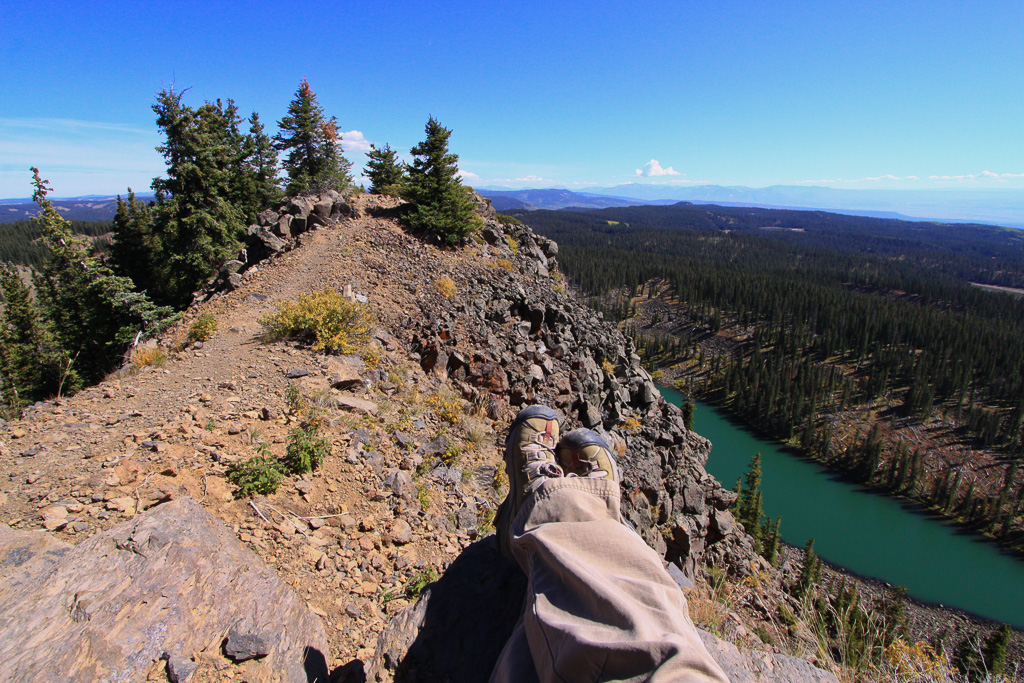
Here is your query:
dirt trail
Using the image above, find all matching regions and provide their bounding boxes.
[0,196,508,673]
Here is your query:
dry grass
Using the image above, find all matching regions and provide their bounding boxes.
[130,345,167,369]
[434,276,456,299]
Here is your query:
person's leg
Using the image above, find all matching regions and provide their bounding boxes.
[491,410,727,683]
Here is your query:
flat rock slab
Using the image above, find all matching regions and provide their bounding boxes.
[698,629,839,683]
[0,497,329,682]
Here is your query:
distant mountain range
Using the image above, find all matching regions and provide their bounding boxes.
[478,189,675,211]
[479,184,1024,229]
[0,195,155,223]
[5,184,1024,229]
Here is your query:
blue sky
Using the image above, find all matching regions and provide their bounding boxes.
[2,0,1023,197]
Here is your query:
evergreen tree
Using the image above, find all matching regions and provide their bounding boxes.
[274,79,352,195]
[30,169,177,384]
[795,538,821,599]
[0,266,77,411]
[762,516,782,566]
[110,189,161,295]
[363,143,406,194]
[981,623,1012,678]
[151,89,249,304]
[403,116,480,244]
[680,397,696,431]
[737,452,766,551]
[234,112,281,222]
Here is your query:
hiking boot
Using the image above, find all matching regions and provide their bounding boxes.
[556,428,619,484]
[495,405,563,557]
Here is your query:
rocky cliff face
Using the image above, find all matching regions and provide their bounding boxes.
[0,191,831,682]
[399,204,757,578]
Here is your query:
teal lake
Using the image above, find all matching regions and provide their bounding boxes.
[659,386,1024,629]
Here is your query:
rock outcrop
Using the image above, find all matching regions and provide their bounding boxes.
[0,497,328,682]
[404,205,758,579]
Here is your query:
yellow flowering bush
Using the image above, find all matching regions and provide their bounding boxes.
[880,640,956,682]
[435,276,456,299]
[621,416,642,433]
[259,288,374,353]
[426,392,464,424]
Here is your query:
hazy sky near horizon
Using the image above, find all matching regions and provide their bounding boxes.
[2,0,1023,197]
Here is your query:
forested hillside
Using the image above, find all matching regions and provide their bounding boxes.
[512,204,1024,550]
[0,219,113,267]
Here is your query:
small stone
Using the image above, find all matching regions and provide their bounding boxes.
[224,627,270,661]
[390,519,413,545]
[286,368,310,379]
[334,396,378,415]
[106,497,136,514]
[164,653,198,683]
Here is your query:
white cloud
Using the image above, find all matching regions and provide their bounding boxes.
[635,159,681,177]
[927,171,1024,181]
[458,170,481,183]
[341,130,372,154]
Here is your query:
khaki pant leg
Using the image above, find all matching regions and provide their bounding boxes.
[491,478,728,683]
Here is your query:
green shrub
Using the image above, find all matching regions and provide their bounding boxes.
[259,288,374,353]
[187,313,218,343]
[227,456,284,497]
[405,565,440,599]
[283,426,329,474]
[285,383,305,413]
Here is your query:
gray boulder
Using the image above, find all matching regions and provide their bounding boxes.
[0,497,328,682]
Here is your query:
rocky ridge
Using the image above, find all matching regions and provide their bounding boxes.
[0,192,834,681]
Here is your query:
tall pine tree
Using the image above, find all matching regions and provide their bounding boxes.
[30,169,176,384]
[0,265,77,411]
[150,90,248,304]
[403,116,480,244]
[274,79,352,195]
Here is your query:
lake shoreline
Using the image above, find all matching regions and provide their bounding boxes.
[780,542,1024,668]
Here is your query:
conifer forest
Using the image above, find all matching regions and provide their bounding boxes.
[513,204,1024,550]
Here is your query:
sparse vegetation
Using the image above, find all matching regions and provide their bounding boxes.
[186,313,218,343]
[620,416,642,433]
[259,287,374,353]
[495,213,522,226]
[130,345,167,369]
[285,383,305,413]
[506,235,519,256]
[426,391,463,425]
[283,426,329,474]
[362,347,381,369]
[434,276,456,299]
[496,259,513,271]
[227,456,284,497]
[405,565,440,600]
